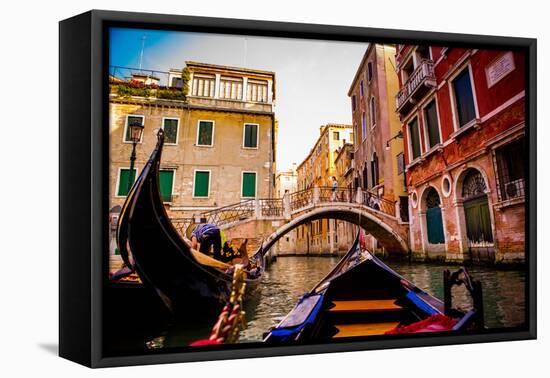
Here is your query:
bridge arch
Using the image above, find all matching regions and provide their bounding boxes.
[260,204,409,256]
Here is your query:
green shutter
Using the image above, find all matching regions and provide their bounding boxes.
[159,170,174,202]
[242,172,256,197]
[465,197,494,243]
[163,119,179,144]
[194,171,210,197]
[117,169,136,196]
[198,121,213,145]
[244,124,258,148]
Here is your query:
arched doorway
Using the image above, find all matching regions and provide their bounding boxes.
[462,169,493,247]
[425,187,445,245]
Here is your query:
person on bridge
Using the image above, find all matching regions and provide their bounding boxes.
[331,176,338,201]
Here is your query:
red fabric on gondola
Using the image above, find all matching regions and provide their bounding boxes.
[385,314,457,334]
[189,339,222,346]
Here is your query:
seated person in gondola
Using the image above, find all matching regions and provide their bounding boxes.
[222,239,249,267]
[188,222,224,261]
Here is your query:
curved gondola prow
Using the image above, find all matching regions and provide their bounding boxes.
[310,232,361,293]
[116,129,166,271]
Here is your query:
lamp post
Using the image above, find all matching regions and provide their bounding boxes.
[127,121,145,193]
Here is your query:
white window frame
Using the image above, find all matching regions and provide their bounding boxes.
[161,117,180,146]
[195,120,215,147]
[242,123,260,149]
[123,114,145,144]
[421,95,443,151]
[406,116,423,163]
[192,169,211,198]
[115,166,139,198]
[241,171,258,199]
[159,168,177,203]
[448,63,480,132]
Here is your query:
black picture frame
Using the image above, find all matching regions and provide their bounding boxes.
[59,9,537,368]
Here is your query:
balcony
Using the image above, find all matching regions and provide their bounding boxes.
[396,59,436,115]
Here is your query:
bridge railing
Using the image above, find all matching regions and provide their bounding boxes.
[200,199,256,227]
[289,188,314,211]
[317,186,355,203]
[259,198,283,217]
[171,217,195,237]
[358,188,396,217]
[190,186,397,230]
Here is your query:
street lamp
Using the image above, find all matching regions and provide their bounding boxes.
[127,121,144,193]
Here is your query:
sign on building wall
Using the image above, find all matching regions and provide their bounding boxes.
[486,51,515,88]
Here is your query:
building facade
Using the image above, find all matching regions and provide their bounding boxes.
[295,124,353,254]
[275,165,298,198]
[109,61,276,220]
[395,45,526,263]
[348,44,408,254]
[334,142,356,250]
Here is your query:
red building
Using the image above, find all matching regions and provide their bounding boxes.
[395,45,526,263]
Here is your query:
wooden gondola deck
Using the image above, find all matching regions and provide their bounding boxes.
[329,299,401,314]
[333,322,400,338]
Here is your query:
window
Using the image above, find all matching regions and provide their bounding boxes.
[243,123,259,148]
[409,118,422,160]
[351,95,357,111]
[370,97,376,127]
[159,170,175,202]
[171,77,183,88]
[162,118,179,145]
[191,74,215,97]
[196,121,214,146]
[242,172,257,198]
[124,115,144,142]
[333,131,340,141]
[367,62,373,82]
[495,138,526,200]
[362,112,367,141]
[247,79,268,102]
[424,100,441,149]
[452,68,477,128]
[397,152,405,175]
[359,80,364,97]
[193,170,210,197]
[402,58,414,83]
[116,168,137,197]
[219,76,243,100]
[371,152,379,186]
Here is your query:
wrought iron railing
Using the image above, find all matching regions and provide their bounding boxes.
[192,186,397,230]
[171,218,195,237]
[259,198,283,217]
[200,199,256,227]
[289,188,314,211]
[396,59,435,111]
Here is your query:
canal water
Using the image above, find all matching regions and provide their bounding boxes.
[126,255,525,352]
[239,255,526,342]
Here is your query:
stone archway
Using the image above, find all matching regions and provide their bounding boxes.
[454,167,495,262]
[418,185,447,259]
[259,205,409,257]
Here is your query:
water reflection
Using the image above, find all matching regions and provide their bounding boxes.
[143,255,525,349]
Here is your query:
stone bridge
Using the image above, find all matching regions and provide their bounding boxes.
[172,186,410,256]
